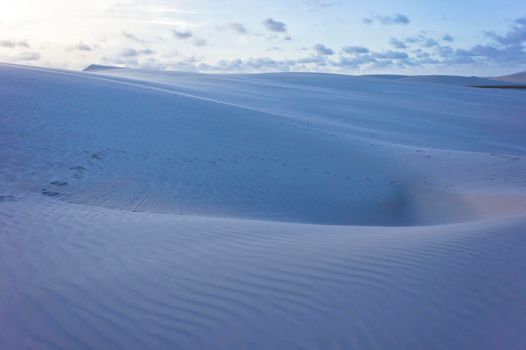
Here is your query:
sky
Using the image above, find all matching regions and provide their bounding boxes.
[0,0,525,75]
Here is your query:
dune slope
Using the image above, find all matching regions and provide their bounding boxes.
[1,63,526,349]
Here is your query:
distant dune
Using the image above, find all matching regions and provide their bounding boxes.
[83,64,124,72]
[493,71,526,83]
[364,73,515,86]
[84,65,526,86]
[1,63,525,349]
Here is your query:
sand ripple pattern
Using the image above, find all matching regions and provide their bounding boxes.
[1,199,525,350]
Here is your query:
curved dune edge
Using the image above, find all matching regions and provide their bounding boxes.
[1,196,525,349]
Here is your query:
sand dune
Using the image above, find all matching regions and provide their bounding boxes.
[494,71,526,83]
[1,63,526,349]
[363,73,512,86]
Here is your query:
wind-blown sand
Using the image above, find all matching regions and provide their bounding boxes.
[1,63,525,349]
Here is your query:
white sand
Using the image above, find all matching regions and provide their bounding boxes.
[1,63,525,349]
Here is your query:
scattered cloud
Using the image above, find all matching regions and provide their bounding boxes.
[485,16,526,47]
[313,43,334,55]
[218,22,247,34]
[302,0,335,8]
[363,14,410,25]
[442,34,454,42]
[123,32,148,44]
[173,29,193,39]
[423,38,439,47]
[435,17,526,66]
[80,15,526,74]
[394,33,441,48]
[76,42,93,51]
[172,28,206,46]
[342,46,369,54]
[389,38,407,49]
[4,7,523,75]
[262,18,287,33]
[13,51,40,61]
[200,57,293,72]
[120,48,155,57]
[193,38,207,47]
[96,14,526,75]
[374,50,409,60]
[0,40,30,48]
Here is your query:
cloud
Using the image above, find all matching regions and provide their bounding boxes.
[103,56,138,66]
[363,14,410,25]
[442,34,454,42]
[76,42,93,51]
[423,38,439,47]
[173,29,193,39]
[435,47,476,64]
[485,17,526,47]
[337,46,423,70]
[97,15,524,74]
[123,31,148,43]
[0,40,30,48]
[313,43,334,55]
[404,35,423,44]
[120,48,155,57]
[195,55,338,73]
[342,46,369,54]
[302,0,335,8]
[399,33,440,48]
[13,51,40,61]
[435,17,526,66]
[193,38,207,47]
[262,18,287,33]
[199,47,415,73]
[218,22,247,34]
[373,50,409,60]
[335,55,377,68]
[0,41,16,48]
[172,29,205,46]
[470,44,525,63]
[58,13,525,74]
[389,38,407,49]
[202,57,293,72]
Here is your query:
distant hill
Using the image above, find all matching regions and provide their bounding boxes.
[494,71,526,83]
[364,74,511,86]
[83,64,123,72]
[83,64,525,88]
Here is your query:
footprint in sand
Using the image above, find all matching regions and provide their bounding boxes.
[0,195,16,202]
[69,166,87,179]
[41,189,60,197]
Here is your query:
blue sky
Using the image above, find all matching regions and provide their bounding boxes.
[1,0,525,75]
